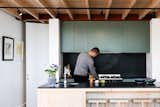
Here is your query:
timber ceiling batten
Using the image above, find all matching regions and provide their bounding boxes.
[0,2,21,19]
[1,0,160,22]
[10,0,44,23]
[84,0,91,20]
[139,0,160,19]
[105,0,112,20]
[156,10,160,18]
[122,0,136,20]
[2,8,21,19]
[0,1,21,20]
[60,0,73,20]
[36,0,55,18]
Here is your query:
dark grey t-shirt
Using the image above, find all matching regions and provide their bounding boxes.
[74,53,98,79]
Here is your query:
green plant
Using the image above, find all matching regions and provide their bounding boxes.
[45,64,58,78]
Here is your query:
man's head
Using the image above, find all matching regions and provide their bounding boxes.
[88,47,100,58]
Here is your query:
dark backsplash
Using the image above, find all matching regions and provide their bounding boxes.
[63,53,146,78]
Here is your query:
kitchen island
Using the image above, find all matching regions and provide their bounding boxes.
[38,80,160,107]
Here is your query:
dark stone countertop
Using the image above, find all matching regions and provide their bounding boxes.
[38,80,160,89]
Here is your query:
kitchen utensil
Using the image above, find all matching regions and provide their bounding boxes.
[145,79,156,85]
[135,79,145,84]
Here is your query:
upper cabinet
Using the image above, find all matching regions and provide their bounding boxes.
[61,21,150,53]
[123,22,150,52]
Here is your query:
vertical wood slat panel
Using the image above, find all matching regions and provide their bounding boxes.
[61,21,150,53]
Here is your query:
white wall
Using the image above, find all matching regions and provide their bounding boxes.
[0,11,24,107]
[147,19,160,82]
[26,22,49,107]
[49,19,61,82]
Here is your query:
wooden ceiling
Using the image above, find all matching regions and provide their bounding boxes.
[1,0,160,23]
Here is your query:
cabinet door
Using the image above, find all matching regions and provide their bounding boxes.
[61,22,74,52]
[38,89,86,107]
[73,22,88,52]
[123,22,150,52]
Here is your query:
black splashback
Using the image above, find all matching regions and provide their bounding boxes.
[63,53,146,78]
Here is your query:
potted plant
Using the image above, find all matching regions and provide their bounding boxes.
[45,64,58,86]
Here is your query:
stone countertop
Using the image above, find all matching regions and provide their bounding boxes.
[38,79,160,89]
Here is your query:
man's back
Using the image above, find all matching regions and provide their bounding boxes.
[74,52,98,80]
[74,53,92,76]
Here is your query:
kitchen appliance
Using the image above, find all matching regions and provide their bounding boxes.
[135,79,145,84]
[135,78,156,85]
[98,74,123,81]
[145,79,156,85]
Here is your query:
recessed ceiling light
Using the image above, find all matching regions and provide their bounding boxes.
[19,12,23,16]
[17,8,23,16]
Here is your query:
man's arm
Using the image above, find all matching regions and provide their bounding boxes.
[88,59,98,79]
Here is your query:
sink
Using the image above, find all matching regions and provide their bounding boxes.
[59,78,75,83]
[59,78,80,87]
[69,82,79,86]
[58,82,79,87]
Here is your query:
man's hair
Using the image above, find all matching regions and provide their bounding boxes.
[90,47,100,54]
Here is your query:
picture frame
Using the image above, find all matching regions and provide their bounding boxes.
[2,36,14,61]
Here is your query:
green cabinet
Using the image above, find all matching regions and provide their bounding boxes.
[61,21,150,53]
[61,23,74,52]
[123,22,150,52]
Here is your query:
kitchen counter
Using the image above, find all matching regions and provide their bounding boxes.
[38,79,160,107]
[39,79,160,89]
[38,82,160,107]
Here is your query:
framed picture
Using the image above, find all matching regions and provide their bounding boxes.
[2,36,14,61]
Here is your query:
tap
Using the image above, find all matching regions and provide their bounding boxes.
[64,64,71,85]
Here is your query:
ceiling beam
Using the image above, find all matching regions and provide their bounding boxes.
[122,0,136,20]
[0,2,21,19]
[21,13,151,22]
[2,8,21,19]
[84,0,91,20]
[10,0,44,23]
[156,10,160,18]
[139,0,160,19]
[60,0,73,20]
[105,0,112,20]
[36,0,55,18]
[23,19,48,23]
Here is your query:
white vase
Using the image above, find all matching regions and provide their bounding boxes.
[48,76,56,86]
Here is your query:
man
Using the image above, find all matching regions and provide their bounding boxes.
[74,47,100,83]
